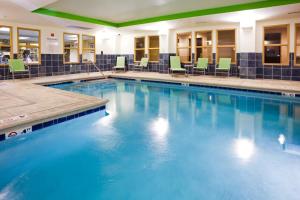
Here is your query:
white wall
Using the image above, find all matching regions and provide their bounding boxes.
[2,17,300,56]
[2,21,94,54]
[168,23,240,53]
[112,30,159,55]
[239,25,256,52]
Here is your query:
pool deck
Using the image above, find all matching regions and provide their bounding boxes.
[109,71,300,94]
[0,73,108,135]
[2,71,300,136]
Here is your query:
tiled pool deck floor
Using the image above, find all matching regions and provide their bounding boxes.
[2,71,300,136]
[0,73,108,135]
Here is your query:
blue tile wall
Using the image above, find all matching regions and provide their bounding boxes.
[1,52,299,81]
[240,52,256,79]
[0,53,135,80]
[239,52,298,80]
[159,53,176,73]
[255,53,297,80]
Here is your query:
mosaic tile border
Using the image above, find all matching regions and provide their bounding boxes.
[0,105,106,142]
[113,77,299,97]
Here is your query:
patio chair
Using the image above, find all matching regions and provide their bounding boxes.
[169,56,187,77]
[215,58,231,77]
[113,56,126,72]
[193,58,208,75]
[8,59,30,79]
[133,57,149,71]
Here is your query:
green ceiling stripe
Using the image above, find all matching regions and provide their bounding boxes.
[118,0,300,27]
[32,0,300,28]
[32,8,117,27]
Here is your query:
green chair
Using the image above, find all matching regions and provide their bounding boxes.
[113,56,126,72]
[215,58,231,77]
[8,59,30,79]
[193,58,208,75]
[133,57,149,71]
[169,56,187,77]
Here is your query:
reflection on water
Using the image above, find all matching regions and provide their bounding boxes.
[1,79,300,200]
[149,117,170,154]
[234,138,255,160]
[55,80,300,156]
[92,111,121,151]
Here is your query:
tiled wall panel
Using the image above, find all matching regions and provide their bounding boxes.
[0,52,299,81]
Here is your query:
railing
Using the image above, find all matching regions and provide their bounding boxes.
[0,61,107,80]
[86,61,105,77]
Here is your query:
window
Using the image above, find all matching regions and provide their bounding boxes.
[177,32,192,63]
[134,37,145,62]
[217,29,236,64]
[0,26,12,65]
[263,25,289,65]
[195,31,212,63]
[63,33,79,64]
[17,28,41,64]
[148,35,159,62]
[295,24,300,66]
[82,35,95,63]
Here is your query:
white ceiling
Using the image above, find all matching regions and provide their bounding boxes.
[124,4,300,31]
[0,0,105,29]
[45,0,261,22]
[1,0,300,32]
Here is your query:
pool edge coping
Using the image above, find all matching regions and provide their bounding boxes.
[108,74,300,96]
[0,104,107,142]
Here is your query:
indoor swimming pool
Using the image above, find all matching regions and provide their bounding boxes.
[0,79,300,200]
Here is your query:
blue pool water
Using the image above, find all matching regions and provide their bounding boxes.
[1,79,300,200]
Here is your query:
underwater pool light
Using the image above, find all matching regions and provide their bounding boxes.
[278,134,286,150]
